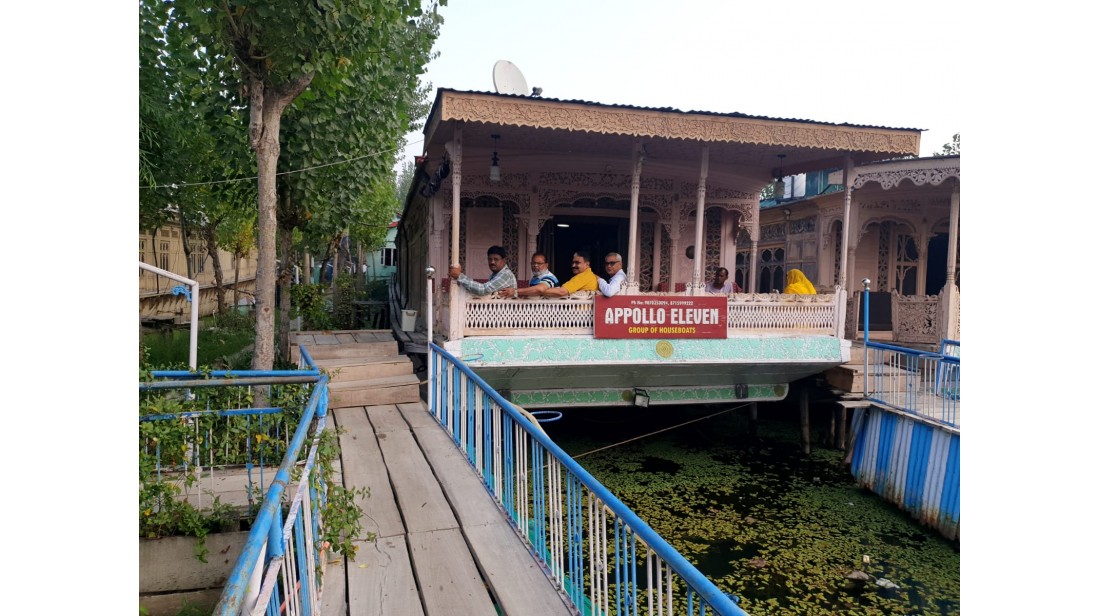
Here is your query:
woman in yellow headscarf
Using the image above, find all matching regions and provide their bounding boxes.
[783,269,816,295]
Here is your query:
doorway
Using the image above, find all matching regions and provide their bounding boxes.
[539,215,628,279]
[925,234,948,294]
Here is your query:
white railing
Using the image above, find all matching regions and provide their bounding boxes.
[458,292,839,336]
[139,261,199,369]
[724,293,837,332]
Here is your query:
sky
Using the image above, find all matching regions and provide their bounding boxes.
[402,0,961,167]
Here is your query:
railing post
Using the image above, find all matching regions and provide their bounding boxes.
[862,278,871,399]
[426,266,435,418]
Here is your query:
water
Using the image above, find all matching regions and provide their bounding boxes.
[540,399,961,616]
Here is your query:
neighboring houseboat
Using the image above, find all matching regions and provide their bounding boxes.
[139,221,258,323]
[757,155,960,346]
[395,88,929,408]
[364,216,400,283]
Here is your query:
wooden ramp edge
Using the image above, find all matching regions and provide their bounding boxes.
[397,402,574,616]
[324,403,569,616]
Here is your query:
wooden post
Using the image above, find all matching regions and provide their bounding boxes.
[749,402,758,438]
[835,405,848,451]
[800,386,811,454]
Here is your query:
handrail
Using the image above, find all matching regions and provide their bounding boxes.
[430,341,747,615]
[139,261,200,370]
[196,345,328,616]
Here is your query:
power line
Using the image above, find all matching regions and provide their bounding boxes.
[140,138,423,190]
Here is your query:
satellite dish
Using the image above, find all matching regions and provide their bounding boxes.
[493,60,529,95]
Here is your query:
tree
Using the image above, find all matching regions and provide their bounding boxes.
[169,0,445,371]
[140,0,255,312]
[936,133,960,156]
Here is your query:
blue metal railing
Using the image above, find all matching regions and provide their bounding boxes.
[429,342,748,616]
[861,286,960,428]
[139,346,331,616]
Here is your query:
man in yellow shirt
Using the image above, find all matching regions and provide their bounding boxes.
[502,251,598,298]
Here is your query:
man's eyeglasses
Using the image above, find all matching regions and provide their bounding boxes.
[531,262,546,266]
[605,261,619,266]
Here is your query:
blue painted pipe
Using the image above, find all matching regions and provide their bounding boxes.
[212,374,328,616]
[152,369,321,379]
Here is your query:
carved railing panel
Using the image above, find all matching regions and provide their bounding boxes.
[459,293,838,336]
[465,293,597,332]
[726,293,837,333]
[892,291,940,344]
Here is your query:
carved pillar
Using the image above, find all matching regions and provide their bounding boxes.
[625,144,644,294]
[748,227,759,294]
[449,125,462,267]
[690,147,709,295]
[942,185,960,341]
[838,155,854,292]
[448,125,464,340]
[916,228,929,296]
[529,217,542,264]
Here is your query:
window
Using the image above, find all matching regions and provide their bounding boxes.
[159,240,170,271]
[758,247,785,292]
[894,233,918,295]
[189,243,206,274]
[381,247,396,267]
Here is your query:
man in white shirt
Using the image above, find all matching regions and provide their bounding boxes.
[599,252,626,297]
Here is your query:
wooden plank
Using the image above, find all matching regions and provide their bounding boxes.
[336,333,358,344]
[396,402,438,431]
[463,525,573,615]
[301,342,399,360]
[313,334,341,345]
[366,404,411,435]
[320,553,348,616]
[316,356,413,383]
[330,375,421,407]
[402,405,573,615]
[374,426,458,534]
[332,407,406,539]
[407,528,497,616]
[353,331,395,343]
[345,535,424,616]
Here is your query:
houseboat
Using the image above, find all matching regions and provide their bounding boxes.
[395,88,955,409]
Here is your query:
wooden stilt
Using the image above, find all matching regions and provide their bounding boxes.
[835,406,848,451]
[749,402,758,438]
[800,386,810,455]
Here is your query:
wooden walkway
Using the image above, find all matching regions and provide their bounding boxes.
[320,401,574,616]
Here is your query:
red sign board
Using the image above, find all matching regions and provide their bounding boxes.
[594,295,728,339]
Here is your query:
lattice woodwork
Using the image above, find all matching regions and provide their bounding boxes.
[853,165,960,190]
[640,221,654,289]
[705,209,721,275]
[877,222,890,290]
[440,91,920,155]
[892,291,940,344]
[460,293,837,334]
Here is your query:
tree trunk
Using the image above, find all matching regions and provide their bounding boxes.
[233,249,242,310]
[203,223,226,313]
[179,213,194,282]
[275,220,292,360]
[248,73,312,371]
[151,226,162,293]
